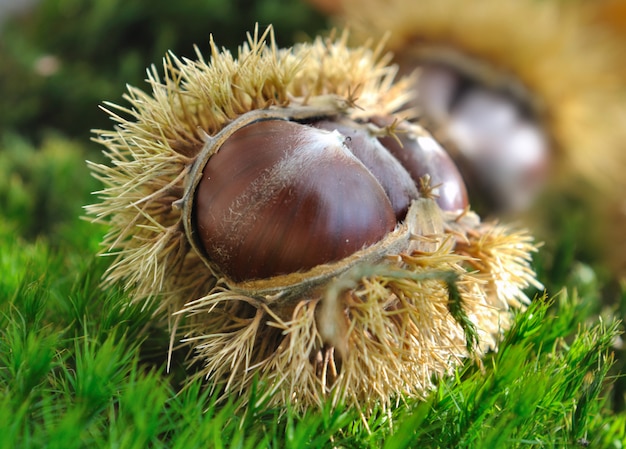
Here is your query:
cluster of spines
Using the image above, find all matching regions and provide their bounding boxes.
[177,211,539,415]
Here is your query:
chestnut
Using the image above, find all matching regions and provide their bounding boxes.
[371,116,469,212]
[88,27,541,416]
[194,119,397,281]
[192,115,473,282]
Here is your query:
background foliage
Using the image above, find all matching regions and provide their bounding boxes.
[0,0,624,447]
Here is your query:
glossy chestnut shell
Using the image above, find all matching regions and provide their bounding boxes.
[195,120,397,281]
[193,116,468,282]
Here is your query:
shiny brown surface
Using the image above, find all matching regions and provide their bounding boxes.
[194,120,397,281]
[312,119,419,220]
[378,130,469,212]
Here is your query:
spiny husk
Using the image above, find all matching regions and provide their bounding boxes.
[87,26,541,414]
[341,0,626,191]
[177,203,540,414]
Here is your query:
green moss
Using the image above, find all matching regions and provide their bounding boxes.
[0,225,623,448]
[0,133,102,247]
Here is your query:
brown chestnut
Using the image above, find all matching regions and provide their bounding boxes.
[312,118,419,219]
[374,119,469,212]
[193,114,473,282]
[194,119,398,282]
